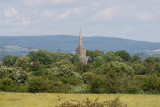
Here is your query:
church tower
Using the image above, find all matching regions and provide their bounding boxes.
[76,30,89,64]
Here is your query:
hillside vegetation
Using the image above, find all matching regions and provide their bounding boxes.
[0,49,160,94]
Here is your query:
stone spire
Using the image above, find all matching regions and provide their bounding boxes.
[78,30,83,49]
[75,29,89,64]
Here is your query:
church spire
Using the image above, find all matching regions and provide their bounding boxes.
[78,29,83,49]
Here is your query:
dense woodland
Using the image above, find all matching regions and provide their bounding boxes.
[0,49,160,94]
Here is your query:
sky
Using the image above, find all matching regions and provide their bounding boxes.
[0,0,160,42]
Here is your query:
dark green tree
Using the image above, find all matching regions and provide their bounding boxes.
[28,77,45,93]
[116,50,130,61]
[104,51,122,62]
[3,55,18,66]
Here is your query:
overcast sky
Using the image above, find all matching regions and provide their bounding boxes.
[0,0,160,42]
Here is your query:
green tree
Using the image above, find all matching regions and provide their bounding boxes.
[104,51,122,62]
[48,64,77,77]
[0,78,17,92]
[14,56,30,70]
[92,56,104,67]
[3,55,18,66]
[36,49,52,65]
[28,77,45,93]
[87,50,104,63]
[116,50,130,61]
[94,61,134,75]
[142,56,156,74]
[10,69,27,84]
[82,72,96,84]
[143,74,160,92]
[131,55,141,63]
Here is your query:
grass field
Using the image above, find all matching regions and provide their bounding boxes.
[0,92,160,107]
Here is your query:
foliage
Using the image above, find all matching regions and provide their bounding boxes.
[3,55,18,66]
[94,61,134,75]
[10,69,27,84]
[0,49,160,94]
[14,56,30,70]
[104,51,122,62]
[87,49,104,63]
[0,78,17,92]
[116,50,131,61]
[28,77,45,93]
[57,97,127,107]
[28,49,52,65]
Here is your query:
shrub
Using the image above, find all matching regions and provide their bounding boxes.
[56,97,127,107]
[28,77,46,93]
[10,69,28,84]
[95,62,134,75]
[3,55,18,66]
[0,78,17,92]
[0,66,15,78]
[69,84,89,93]
[14,56,30,70]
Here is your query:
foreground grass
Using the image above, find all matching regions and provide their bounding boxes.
[0,92,160,107]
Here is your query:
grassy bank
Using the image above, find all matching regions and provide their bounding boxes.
[0,92,160,107]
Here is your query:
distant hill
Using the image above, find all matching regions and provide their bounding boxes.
[0,35,160,58]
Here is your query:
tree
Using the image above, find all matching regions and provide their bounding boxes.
[94,61,134,75]
[0,66,15,78]
[87,50,104,63]
[10,69,27,84]
[104,51,122,62]
[116,50,130,61]
[0,78,17,92]
[14,56,30,70]
[28,77,45,93]
[36,49,52,65]
[92,56,104,67]
[3,55,18,66]
[70,55,81,64]
[142,56,156,74]
[82,72,96,84]
[48,64,76,77]
[143,74,160,92]
[131,55,141,63]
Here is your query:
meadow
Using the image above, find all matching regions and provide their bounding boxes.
[0,92,160,107]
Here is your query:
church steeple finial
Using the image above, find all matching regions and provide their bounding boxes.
[78,29,83,49]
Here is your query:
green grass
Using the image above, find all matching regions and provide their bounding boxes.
[0,92,160,107]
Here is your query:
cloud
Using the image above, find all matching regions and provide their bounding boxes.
[17,18,31,26]
[42,6,87,21]
[50,0,74,4]
[23,0,43,6]
[94,7,118,21]
[4,8,18,17]
[137,11,153,21]
[23,0,75,6]
[58,11,70,20]
[43,10,55,18]
[4,18,14,24]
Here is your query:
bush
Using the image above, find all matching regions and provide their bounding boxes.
[60,77,83,86]
[94,61,134,75]
[0,66,15,78]
[28,77,46,93]
[3,55,18,66]
[44,80,71,93]
[56,97,127,107]
[0,78,17,92]
[69,84,89,93]
[0,66,28,84]
[14,56,30,70]
[10,69,28,84]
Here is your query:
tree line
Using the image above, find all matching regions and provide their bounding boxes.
[0,49,160,93]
